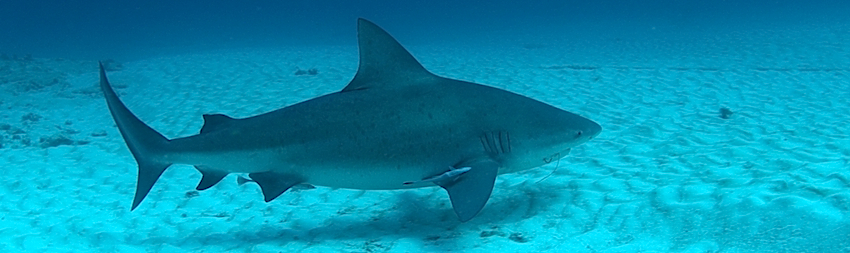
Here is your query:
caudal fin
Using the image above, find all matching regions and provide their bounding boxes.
[99,62,172,210]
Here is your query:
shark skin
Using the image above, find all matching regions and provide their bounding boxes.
[99,18,602,222]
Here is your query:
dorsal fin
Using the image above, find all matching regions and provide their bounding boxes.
[342,18,436,92]
[200,114,235,134]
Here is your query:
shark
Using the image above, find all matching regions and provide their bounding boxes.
[99,18,602,222]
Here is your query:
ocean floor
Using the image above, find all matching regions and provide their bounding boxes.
[1,23,850,252]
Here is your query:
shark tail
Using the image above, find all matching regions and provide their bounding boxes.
[99,62,173,210]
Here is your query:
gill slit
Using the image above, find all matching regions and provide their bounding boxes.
[480,131,511,155]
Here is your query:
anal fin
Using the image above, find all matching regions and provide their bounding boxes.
[248,171,304,202]
[436,159,500,222]
[237,175,253,186]
[194,166,228,190]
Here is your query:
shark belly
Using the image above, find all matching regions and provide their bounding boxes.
[277,125,484,190]
[282,141,476,190]
[167,110,485,190]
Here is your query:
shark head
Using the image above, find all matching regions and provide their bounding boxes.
[497,104,602,173]
[546,110,602,155]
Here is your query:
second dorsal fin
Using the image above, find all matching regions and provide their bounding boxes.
[200,114,235,134]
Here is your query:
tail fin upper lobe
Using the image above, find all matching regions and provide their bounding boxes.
[99,62,172,210]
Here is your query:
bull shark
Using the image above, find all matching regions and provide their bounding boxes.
[99,18,601,222]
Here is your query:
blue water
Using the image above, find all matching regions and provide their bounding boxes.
[3,0,847,60]
[2,0,850,252]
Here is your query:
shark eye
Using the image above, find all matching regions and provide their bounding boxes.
[575,131,583,137]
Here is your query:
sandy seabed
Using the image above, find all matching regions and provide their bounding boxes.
[1,23,849,252]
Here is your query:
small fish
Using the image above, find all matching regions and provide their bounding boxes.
[404,167,472,185]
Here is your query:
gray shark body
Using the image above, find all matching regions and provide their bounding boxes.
[100,18,601,221]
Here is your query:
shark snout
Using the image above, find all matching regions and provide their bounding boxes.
[585,120,602,139]
[572,117,602,143]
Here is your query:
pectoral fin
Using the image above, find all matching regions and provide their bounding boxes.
[435,159,499,222]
